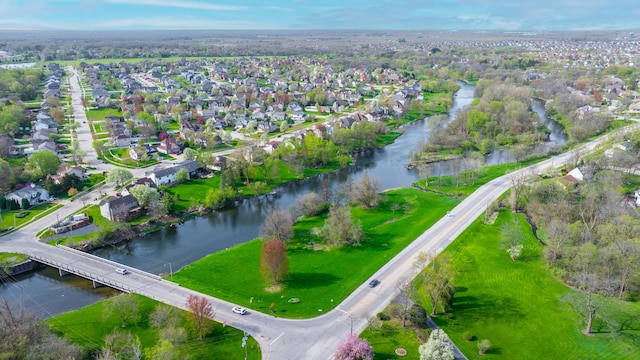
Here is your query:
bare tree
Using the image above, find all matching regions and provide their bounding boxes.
[103,293,140,328]
[322,205,363,246]
[150,304,182,329]
[566,271,617,335]
[509,172,526,212]
[350,173,381,209]
[260,208,294,242]
[295,192,324,217]
[260,238,289,286]
[98,330,142,360]
[186,295,214,341]
[0,299,81,359]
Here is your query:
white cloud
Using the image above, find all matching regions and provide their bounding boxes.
[93,17,273,30]
[105,0,246,11]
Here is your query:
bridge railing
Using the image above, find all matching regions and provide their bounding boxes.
[55,244,162,281]
[28,252,134,293]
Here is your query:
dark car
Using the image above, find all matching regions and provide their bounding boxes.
[368,279,380,288]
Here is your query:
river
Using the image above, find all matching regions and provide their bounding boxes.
[0,82,565,318]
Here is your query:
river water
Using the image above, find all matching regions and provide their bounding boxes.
[0,82,565,318]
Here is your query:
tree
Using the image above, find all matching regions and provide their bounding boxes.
[185,295,214,341]
[322,205,363,246]
[566,270,616,335]
[149,304,182,329]
[106,168,134,188]
[183,147,197,161]
[350,173,381,209]
[259,208,294,242]
[260,238,289,286]
[418,329,454,360]
[97,330,142,360]
[248,180,267,195]
[103,294,141,328]
[334,334,373,360]
[175,168,189,184]
[146,339,175,360]
[0,135,13,159]
[0,299,82,359]
[295,192,324,217]
[28,150,60,179]
[67,187,78,198]
[477,339,492,355]
[415,253,456,316]
[129,184,159,209]
[0,104,24,136]
[501,217,524,260]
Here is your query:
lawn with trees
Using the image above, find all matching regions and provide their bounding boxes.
[416,210,640,359]
[47,294,260,359]
[172,188,460,318]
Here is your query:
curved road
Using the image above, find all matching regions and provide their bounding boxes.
[2,66,635,358]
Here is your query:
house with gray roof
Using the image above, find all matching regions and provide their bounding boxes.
[99,195,141,222]
[5,184,51,208]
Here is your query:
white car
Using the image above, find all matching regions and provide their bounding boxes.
[232,306,246,315]
[115,268,128,275]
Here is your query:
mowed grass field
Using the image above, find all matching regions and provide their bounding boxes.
[47,294,260,359]
[427,211,640,359]
[172,188,460,318]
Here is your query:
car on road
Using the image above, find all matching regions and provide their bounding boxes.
[232,306,247,315]
[115,268,128,275]
[368,279,380,288]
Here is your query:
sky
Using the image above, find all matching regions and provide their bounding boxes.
[0,0,638,31]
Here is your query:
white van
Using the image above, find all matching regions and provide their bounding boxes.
[115,268,128,275]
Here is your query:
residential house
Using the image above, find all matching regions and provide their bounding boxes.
[29,140,57,154]
[99,195,141,222]
[208,155,228,171]
[31,128,57,142]
[5,184,51,208]
[50,166,87,184]
[176,160,202,178]
[157,137,181,155]
[121,178,157,196]
[130,143,158,161]
[146,167,179,187]
[113,133,132,147]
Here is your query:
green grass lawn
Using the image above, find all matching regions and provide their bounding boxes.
[420,210,640,359]
[415,159,542,197]
[0,202,62,230]
[167,176,221,211]
[92,122,107,133]
[0,253,29,266]
[47,294,260,359]
[86,108,122,121]
[361,322,424,360]
[172,188,460,318]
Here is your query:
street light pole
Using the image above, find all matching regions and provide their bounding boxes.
[348,312,353,334]
[164,263,173,280]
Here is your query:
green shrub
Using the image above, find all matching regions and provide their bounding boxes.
[463,331,474,341]
[377,312,391,321]
[409,304,427,328]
